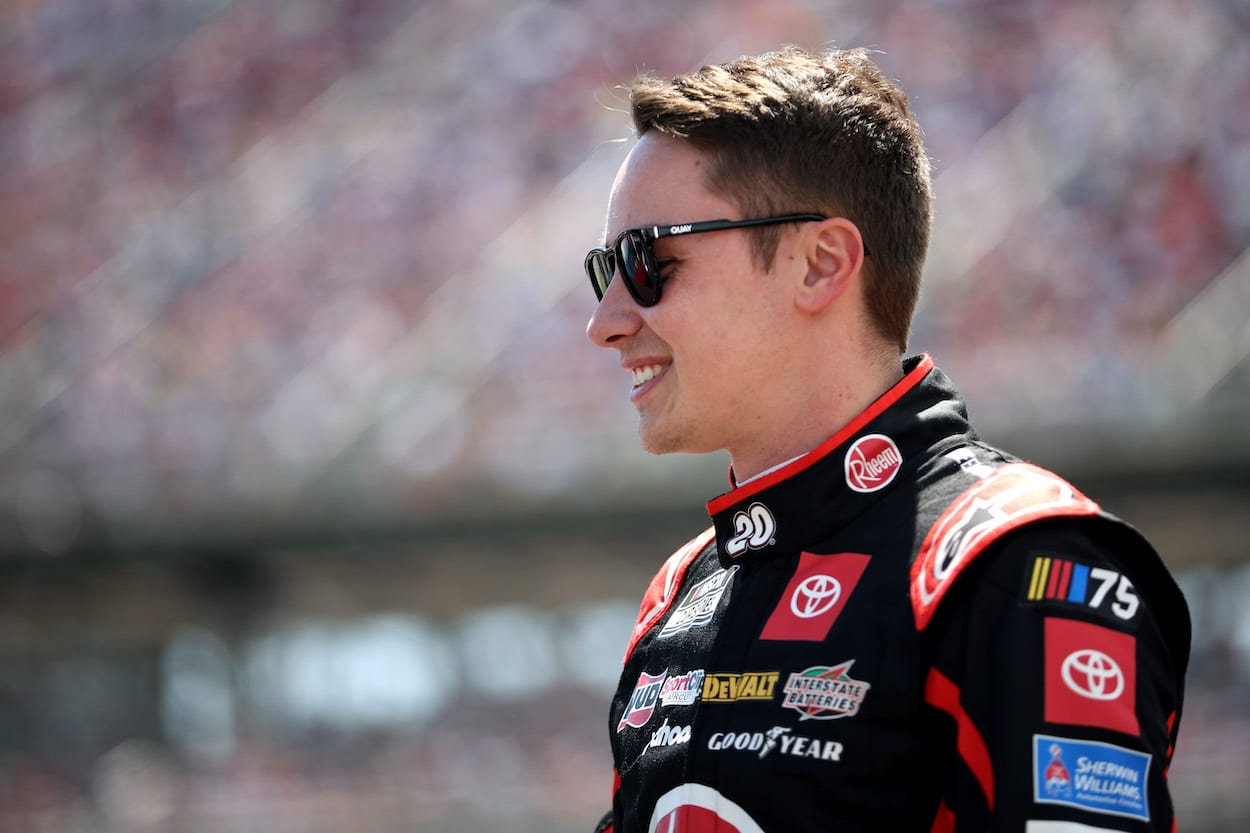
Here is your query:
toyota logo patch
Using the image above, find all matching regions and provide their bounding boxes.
[790,575,841,619]
[1043,617,1138,735]
[1060,649,1125,701]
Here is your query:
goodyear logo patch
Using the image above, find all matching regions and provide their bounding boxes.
[701,671,780,703]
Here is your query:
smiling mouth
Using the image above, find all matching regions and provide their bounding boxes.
[631,364,666,388]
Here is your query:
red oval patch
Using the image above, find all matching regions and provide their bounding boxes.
[648,784,765,833]
[844,434,902,493]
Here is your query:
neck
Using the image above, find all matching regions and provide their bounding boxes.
[728,352,905,483]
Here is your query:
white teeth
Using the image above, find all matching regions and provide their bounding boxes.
[631,364,664,386]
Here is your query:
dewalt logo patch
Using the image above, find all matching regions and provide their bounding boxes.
[701,671,780,703]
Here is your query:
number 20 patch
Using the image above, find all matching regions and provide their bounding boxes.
[1025,555,1139,621]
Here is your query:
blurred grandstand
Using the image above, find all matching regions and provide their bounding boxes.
[0,0,1248,830]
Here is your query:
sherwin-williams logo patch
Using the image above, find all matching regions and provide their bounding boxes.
[618,670,666,732]
[1032,734,1151,821]
[844,433,902,493]
[701,671,780,703]
[658,567,738,639]
[781,661,871,720]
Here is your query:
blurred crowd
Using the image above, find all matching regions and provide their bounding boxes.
[909,0,1249,427]
[2,0,1249,830]
[1,0,1246,541]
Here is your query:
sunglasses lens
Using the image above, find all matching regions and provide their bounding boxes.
[586,251,613,300]
[586,232,661,306]
[619,233,659,306]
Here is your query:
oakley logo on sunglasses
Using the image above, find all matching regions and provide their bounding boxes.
[585,214,829,308]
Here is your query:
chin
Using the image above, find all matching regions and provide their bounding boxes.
[638,417,713,458]
[638,431,676,456]
[637,420,683,457]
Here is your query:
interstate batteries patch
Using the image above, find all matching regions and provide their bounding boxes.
[781,661,870,720]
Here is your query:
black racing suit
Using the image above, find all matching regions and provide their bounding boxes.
[596,355,1189,833]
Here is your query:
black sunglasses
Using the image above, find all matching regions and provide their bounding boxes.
[584,214,830,307]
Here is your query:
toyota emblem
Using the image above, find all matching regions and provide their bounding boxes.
[789,575,842,619]
[1060,648,1124,701]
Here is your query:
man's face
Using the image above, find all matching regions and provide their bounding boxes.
[587,133,801,459]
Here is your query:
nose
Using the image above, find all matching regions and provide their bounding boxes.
[586,269,643,348]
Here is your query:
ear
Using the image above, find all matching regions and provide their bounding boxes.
[794,218,867,314]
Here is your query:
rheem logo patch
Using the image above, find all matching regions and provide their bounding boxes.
[844,434,902,493]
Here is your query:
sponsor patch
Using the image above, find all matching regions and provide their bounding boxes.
[781,661,871,720]
[618,670,667,732]
[645,718,692,752]
[628,528,716,662]
[659,670,705,707]
[649,783,766,833]
[1044,618,1138,735]
[724,503,776,557]
[707,726,844,762]
[659,567,738,638]
[1026,556,1140,621]
[845,433,902,493]
[1033,734,1151,821]
[759,552,870,642]
[701,671,780,703]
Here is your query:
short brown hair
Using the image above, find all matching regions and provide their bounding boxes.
[629,46,932,352]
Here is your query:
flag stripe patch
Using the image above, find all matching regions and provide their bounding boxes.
[1030,557,1049,600]
[1046,559,1062,599]
[1067,563,1089,603]
[1024,556,1140,623]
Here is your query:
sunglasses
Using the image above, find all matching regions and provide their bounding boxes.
[584,214,829,307]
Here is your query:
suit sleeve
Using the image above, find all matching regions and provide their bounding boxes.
[923,519,1188,833]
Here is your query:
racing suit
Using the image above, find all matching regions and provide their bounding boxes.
[596,355,1189,833]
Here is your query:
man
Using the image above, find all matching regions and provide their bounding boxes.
[582,46,1190,833]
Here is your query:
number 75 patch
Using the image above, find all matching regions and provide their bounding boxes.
[1025,555,1139,622]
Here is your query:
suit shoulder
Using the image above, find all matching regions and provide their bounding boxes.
[623,527,717,662]
[910,462,1102,630]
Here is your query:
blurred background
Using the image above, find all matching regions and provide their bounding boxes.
[1,0,1248,830]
